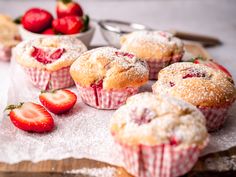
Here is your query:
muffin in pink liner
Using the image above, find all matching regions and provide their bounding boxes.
[120,31,184,80]
[110,93,208,177]
[0,14,21,61]
[15,36,87,90]
[152,62,236,131]
[70,47,149,109]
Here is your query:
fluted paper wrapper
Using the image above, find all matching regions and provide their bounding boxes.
[0,55,236,168]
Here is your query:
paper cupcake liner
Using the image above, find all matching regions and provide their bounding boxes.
[0,45,12,61]
[24,67,74,90]
[199,102,234,132]
[76,84,138,110]
[116,139,208,177]
[147,54,183,80]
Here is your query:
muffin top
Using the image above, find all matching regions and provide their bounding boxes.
[70,47,149,89]
[152,62,236,107]
[120,30,184,61]
[15,36,87,71]
[0,14,21,47]
[110,92,208,147]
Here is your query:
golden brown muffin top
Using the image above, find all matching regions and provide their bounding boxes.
[120,30,184,61]
[152,62,236,107]
[70,47,149,89]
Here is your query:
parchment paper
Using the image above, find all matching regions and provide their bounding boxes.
[0,54,236,166]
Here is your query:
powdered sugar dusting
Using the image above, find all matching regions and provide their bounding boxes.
[15,36,87,70]
[153,62,235,107]
[122,30,183,48]
[65,167,116,176]
[88,47,148,75]
[111,92,208,146]
[70,47,149,88]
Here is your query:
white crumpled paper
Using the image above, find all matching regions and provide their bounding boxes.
[0,55,236,166]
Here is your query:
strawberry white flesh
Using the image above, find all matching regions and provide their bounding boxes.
[9,102,54,133]
[39,89,77,114]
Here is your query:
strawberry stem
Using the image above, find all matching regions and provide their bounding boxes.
[13,16,22,24]
[59,0,72,4]
[4,102,24,112]
[189,55,205,62]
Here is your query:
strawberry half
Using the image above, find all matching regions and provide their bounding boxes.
[39,89,77,114]
[192,57,232,77]
[52,15,83,34]
[22,8,53,33]
[6,102,54,133]
[56,0,83,18]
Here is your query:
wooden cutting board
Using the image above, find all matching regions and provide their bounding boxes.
[1,43,235,177]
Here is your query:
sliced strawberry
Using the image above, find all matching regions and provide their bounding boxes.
[182,72,206,79]
[52,15,83,34]
[192,57,232,77]
[42,28,56,35]
[39,89,77,114]
[115,51,134,58]
[56,0,83,18]
[31,47,65,64]
[6,102,54,133]
[50,48,65,60]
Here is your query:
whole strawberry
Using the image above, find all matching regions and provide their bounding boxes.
[52,15,83,34]
[56,0,83,18]
[22,8,53,33]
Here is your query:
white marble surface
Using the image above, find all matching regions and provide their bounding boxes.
[0,0,236,112]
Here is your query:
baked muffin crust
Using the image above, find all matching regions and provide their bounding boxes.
[15,36,87,71]
[152,62,236,107]
[120,30,184,61]
[70,47,149,89]
[110,92,208,147]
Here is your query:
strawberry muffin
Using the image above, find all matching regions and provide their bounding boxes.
[110,92,208,177]
[152,62,236,131]
[0,14,21,61]
[70,47,149,109]
[120,30,184,79]
[15,36,87,90]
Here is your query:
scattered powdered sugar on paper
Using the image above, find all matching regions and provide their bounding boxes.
[0,56,236,169]
[65,167,116,176]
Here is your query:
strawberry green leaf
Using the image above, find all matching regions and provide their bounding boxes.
[81,14,90,32]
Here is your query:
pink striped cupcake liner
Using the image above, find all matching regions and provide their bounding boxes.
[24,67,74,90]
[116,139,208,177]
[76,83,138,110]
[0,45,12,61]
[198,102,234,132]
[147,54,183,80]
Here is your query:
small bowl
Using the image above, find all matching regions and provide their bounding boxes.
[19,24,95,47]
[98,20,150,48]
